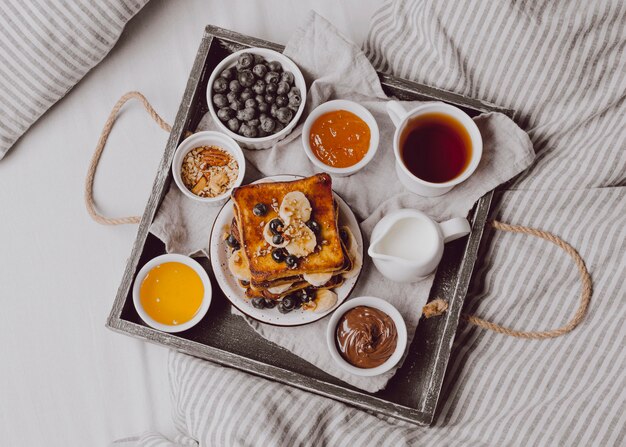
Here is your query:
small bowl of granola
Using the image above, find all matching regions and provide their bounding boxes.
[172,131,246,205]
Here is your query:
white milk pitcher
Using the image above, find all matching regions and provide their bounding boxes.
[368,209,471,282]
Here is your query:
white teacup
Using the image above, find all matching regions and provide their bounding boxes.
[368,209,471,282]
[386,101,483,197]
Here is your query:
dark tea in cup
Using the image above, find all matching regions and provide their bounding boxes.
[399,113,472,183]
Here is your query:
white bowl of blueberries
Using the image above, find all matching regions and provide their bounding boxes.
[207,48,307,150]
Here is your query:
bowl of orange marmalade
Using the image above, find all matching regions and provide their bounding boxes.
[302,100,379,176]
[132,254,212,333]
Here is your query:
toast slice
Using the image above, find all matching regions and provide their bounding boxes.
[231,173,346,283]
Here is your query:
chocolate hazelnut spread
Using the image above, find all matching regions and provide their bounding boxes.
[335,306,397,368]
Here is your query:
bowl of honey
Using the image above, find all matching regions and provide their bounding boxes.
[132,254,212,333]
[302,99,379,177]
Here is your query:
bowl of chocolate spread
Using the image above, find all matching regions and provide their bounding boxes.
[326,296,407,376]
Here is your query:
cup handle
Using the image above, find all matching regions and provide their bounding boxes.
[386,101,407,128]
[439,217,471,243]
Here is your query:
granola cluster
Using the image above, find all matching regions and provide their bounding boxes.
[181,146,239,198]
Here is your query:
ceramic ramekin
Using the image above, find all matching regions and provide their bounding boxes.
[326,296,408,377]
[301,99,380,177]
[132,254,212,333]
[172,131,246,206]
[206,48,307,150]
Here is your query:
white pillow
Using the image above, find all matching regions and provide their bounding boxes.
[0,0,149,160]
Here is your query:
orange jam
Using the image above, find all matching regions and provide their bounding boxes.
[309,110,371,168]
[140,262,204,325]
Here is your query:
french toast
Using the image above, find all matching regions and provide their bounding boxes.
[231,173,346,283]
[244,275,345,300]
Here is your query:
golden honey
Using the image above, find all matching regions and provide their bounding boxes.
[139,262,204,325]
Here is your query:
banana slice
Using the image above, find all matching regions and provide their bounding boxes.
[228,249,251,281]
[267,282,293,295]
[313,289,338,313]
[285,224,316,257]
[279,191,312,225]
[341,226,362,279]
[303,272,333,287]
[263,221,289,248]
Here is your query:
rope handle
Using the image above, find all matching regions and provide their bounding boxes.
[85,91,173,225]
[85,92,592,339]
[459,220,592,339]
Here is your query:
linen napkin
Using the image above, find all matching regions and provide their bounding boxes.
[150,12,534,392]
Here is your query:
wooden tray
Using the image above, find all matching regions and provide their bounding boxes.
[106,25,510,426]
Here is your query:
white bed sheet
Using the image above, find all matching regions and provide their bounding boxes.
[0,1,378,445]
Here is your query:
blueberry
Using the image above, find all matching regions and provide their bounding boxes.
[227,91,237,103]
[230,99,244,111]
[253,54,265,65]
[293,295,303,309]
[240,88,254,101]
[276,95,288,108]
[227,117,240,133]
[213,77,228,93]
[253,64,268,79]
[238,70,255,87]
[285,255,298,269]
[265,71,280,84]
[280,71,294,85]
[288,93,301,110]
[288,86,301,98]
[272,234,284,245]
[278,301,292,314]
[213,93,228,108]
[268,61,283,73]
[276,107,293,124]
[229,80,242,93]
[244,98,257,109]
[306,220,320,234]
[220,67,235,80]
[266,82,278,95]
[217,107,234,122]
[270,103,278,117]
[277,81,290,96]
[253,203,268,216]
[241,107,257,121]
[237,52,254,69]
[260,117,276,133]
[272,248,287,263]
[263,299,277,309]
[239,123,257,138]
[226,234,240,249]
[258,103,269,114]
[252,80,266,95]
[251,297,266,309]
[247,118,260,128]
[265,94,275,104]
[269,218,284,235]
[280,295,297,313]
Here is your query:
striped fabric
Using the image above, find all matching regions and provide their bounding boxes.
[136,2,626,445]
[0,0,148,160]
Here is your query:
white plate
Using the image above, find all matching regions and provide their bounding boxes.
[209,175,363,326]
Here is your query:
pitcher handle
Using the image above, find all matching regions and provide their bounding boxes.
[439,217,471,243]
[386,101,407,128]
